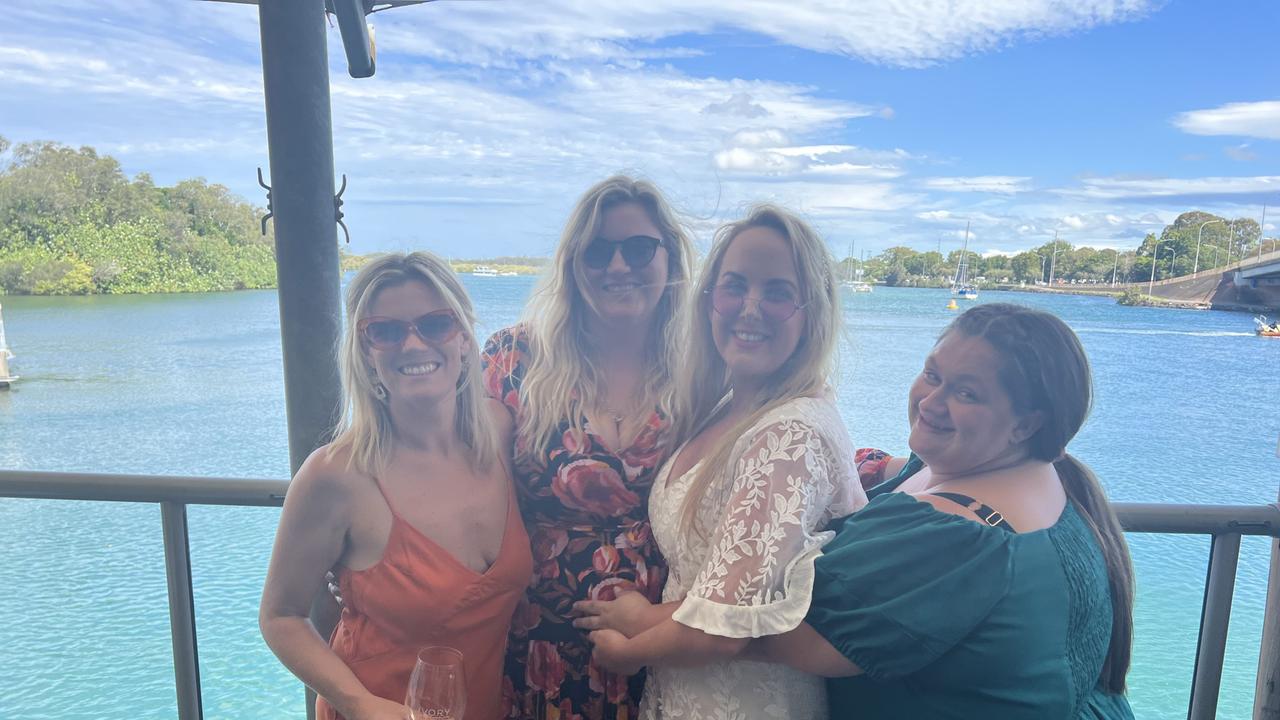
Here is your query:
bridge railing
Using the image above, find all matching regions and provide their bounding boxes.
[2,469,1278,720]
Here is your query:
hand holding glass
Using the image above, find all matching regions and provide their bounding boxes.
[406,646,466,720]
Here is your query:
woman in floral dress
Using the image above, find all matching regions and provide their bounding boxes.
[481,175,695,719]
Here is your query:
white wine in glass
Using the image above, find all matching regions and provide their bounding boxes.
[406,646,466,720]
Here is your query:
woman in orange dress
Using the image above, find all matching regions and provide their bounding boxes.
[260,252,532,720]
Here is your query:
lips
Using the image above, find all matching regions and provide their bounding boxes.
[398,361,440,376]
[915,413,954,433]
[601,280,641,293]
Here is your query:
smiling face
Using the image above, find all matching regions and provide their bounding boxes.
[709,226,806,388]
[363,279,469,406]
[579,201,670,326]
[907,332,1040,475]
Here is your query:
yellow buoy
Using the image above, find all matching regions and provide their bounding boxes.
[946,299,959,310]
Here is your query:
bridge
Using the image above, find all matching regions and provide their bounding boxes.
[1128,248,1280,311]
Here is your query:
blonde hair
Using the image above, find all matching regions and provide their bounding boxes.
[675,204,842,537]
[329,251,500,477]
[515,175,695,465]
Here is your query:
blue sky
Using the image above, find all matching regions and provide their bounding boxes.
[2,0,1277,259]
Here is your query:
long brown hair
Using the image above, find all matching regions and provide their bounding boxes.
[945,303,1133,693]
[517,175,694,465]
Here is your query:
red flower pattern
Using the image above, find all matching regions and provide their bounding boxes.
[551,459,641,517]
[482,326,669,719]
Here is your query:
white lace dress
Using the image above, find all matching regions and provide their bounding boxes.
[641,396,867,720]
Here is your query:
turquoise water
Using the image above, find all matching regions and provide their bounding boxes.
[1,280,1277,719]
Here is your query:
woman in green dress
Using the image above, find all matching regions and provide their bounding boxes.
[757,302,1136,719]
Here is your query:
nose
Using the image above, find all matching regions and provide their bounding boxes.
[605,244,630,274]
[402,326,433,351]
[738,295,765,321]
[917,385,947,417]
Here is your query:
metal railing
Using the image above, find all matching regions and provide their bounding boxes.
[2,470,1278,720]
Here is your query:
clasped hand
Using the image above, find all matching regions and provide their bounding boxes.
[571,590,654,637]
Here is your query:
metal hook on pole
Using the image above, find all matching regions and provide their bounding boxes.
[257,167,274,236]
[335,173,350,244]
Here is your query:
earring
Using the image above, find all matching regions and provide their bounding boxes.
[373,382,388,401]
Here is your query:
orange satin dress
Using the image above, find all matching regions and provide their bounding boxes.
[317,478,533,720]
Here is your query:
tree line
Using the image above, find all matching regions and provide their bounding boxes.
[0,136,276,294]
[846,211,1267,288]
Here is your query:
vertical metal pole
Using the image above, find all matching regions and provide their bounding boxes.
[1257,534,1280,719]
[161,501,203,720]
[258,3,344,718]
[1189,533,1242,720]
[1256,483,1280,719]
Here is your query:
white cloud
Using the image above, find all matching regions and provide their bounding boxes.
[372,0,1157,68]
[923,176,1032,194]
[1062,215,1086,229]
[917,210,954,221]
[1225,143,1258,161]
[1174,101,1280,140]
[1057,175,1280,199]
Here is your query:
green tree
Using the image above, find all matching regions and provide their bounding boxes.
[0,139,277,295]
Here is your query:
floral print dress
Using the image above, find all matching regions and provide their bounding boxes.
[482,325,670,720]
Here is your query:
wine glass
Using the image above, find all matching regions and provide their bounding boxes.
[405,646,467,720]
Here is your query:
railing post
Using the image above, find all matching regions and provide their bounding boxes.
[1189,532,1242,720]
[258,2,344,718]
[1256,507,1280,720]
[160,501,203,720]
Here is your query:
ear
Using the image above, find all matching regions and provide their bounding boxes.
[459,332,473,357]
[1010,410,1044,445]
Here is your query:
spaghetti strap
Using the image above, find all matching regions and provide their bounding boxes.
[931,492,1017,533]
[369,476,400,517]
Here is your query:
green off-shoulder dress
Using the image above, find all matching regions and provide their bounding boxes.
[807,455,1135,719]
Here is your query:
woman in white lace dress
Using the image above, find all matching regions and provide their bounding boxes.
[575,205,867,719]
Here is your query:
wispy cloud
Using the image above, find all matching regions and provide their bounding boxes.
[923,176,1033,194]
[373,0,1158,68]
[1056,175,1280,200]
[1173,101,1280,140]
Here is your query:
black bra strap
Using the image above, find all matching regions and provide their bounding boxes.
[931,492,1017,533]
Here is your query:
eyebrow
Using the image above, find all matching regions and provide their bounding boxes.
[719,271,799,290]
[924,358,990,386]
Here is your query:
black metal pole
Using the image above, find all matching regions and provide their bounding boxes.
[257,3,343,719]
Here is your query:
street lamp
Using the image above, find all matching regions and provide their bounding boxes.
[1225,219,1237,266]
[1147,243,1165,295]
[1194,219,1224,278]
[1048,230,1060,286]
[1169,248,1177,278]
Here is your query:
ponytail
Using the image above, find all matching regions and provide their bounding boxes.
[1055,453,1134,693]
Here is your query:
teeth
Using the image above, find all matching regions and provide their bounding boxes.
[400,362,440,376]
[604,283,639,292]
[734,331,766,342]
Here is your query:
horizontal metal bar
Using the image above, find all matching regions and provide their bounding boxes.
[161,502,204,720]
[0,470,287,507]
[1114,502,1280,537]
[3,472,1280,536]
[1189,533,1242,720]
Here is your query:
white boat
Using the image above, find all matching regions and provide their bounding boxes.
[0,303,18,388]
[842,243,873,292]
[471,265,499,277]
[951,222,979,300]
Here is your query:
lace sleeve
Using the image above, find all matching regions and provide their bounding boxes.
[672,418,841,639]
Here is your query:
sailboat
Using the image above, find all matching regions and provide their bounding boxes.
[951,222,979,300]
[842,243,873,293]
[0,303,18,388]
